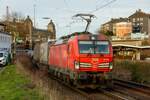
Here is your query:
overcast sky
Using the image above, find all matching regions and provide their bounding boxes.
[0,0,150,38]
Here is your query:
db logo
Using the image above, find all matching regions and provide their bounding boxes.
[92,58,99,64]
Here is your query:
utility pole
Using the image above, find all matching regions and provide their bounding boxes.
[33,4,36,27]
[31,1,36,49]
[6,6,9,21]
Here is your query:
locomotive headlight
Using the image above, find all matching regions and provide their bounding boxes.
[75,61,80,69]
[91,36,95,40]
[109,62,113,69]
[98,63,109,67]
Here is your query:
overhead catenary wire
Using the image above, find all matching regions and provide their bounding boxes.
[62,0,80,13]
[95,0,106,5]
[61,0,117,33]
[64,0,117,28]
[63,0,70,8]
[90,0,117,13]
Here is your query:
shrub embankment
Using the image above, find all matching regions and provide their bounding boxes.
[113,60,150,84]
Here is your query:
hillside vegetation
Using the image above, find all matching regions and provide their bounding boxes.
[113,60,150,84]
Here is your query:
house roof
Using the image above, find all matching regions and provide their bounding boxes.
[102,17,129,25]
[33,28,52,35]
[129,9,150,18]
[0,23,6,26]
[113,44,150,49]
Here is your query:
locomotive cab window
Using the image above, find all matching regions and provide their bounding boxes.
[79,41,109,54]
[79,41,94,54]
[95,41,109,54]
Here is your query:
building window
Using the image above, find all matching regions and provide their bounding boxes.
[137,18,140,21]
[133,18,135,22]
[140,18,143,21]
[137,23,140,25]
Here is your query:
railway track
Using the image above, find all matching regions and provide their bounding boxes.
[31,63,149,100]
[114,79,150,95]
[50,75,150,100]
[17,53,150,100]
[99,89,134,100]
[32,63,128,100]
[113,79,150,100]
[47,71,135,100]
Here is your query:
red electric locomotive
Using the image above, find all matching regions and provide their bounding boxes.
[48,32,113,88]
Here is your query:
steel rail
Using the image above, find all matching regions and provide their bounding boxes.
[42,68,131,100]
[47,72,131,100]
[99,89,129,100]
[113,85,150,100]
[114,78,150,95]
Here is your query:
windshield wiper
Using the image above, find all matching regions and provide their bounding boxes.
[87,48,93,57]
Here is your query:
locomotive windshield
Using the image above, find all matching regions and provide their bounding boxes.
[79,41,109,54]
[95,41,109,54]
[79,41,94,53]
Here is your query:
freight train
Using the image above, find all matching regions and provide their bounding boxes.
[33,32,113,88]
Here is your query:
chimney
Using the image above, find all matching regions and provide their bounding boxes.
[138,9,141,12]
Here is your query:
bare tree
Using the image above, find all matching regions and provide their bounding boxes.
[10,11,25,22]
[2,11,25,22]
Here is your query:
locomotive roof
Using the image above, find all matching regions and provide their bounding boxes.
[54,32,109,45]
[60,31,91,39]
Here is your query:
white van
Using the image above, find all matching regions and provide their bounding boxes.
[0,51,9,66]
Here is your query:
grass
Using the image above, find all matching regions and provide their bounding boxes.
[0,65,43,100]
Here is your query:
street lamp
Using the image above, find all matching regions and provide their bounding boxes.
[33,4,36,27]
[42,17,50,20]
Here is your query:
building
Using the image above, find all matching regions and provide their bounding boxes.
[1,16,56,44]
[24,16,33,44]
[2,16,33,43]
[47,20,56,39]
[115,22,132,38]
[32,19,56,42]
[33,28,51,42]
[0,23,6,32]
[113,44,150,60]
[112,40,150,60]
[129,9,150,36]
[0,32,12,52]
[100,18,129,35]
[131,33,149,40]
